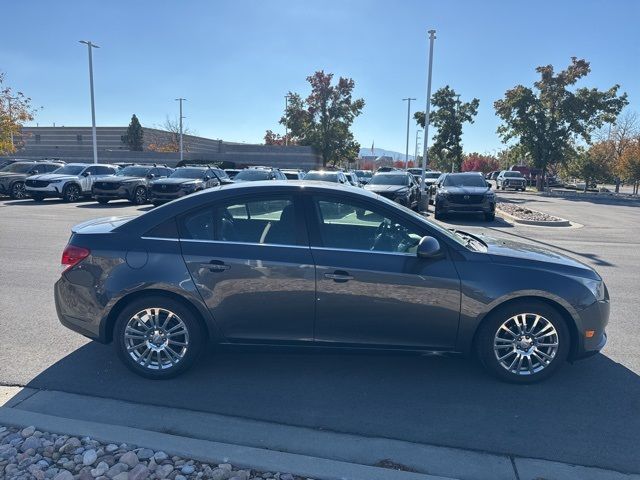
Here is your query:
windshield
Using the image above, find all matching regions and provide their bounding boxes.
[504,171,523,177]
[0,162,35,173]
[53,165,86,176]
[305,172,338,182]
[234,170,271,181]
[170,168,204,179]
[369,174,408,186]
[425,172,441,179]
[283,172,300,179]
[356,170,372,178]
[116,166,151,177]
[443,174,487,187]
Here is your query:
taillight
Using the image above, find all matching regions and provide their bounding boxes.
[61,244,90,273]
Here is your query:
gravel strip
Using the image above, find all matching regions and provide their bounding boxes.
[496,201,564,222]
[0,425,313,480]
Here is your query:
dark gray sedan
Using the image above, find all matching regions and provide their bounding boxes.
[55,181,609,382]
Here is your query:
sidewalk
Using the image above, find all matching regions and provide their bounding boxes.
[2,386,638,480]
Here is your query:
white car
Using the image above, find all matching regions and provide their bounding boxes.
[496,170,527,191]
[25,163,118,202]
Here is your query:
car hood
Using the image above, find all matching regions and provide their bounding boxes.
[152,177,200,185]
[98,176,140,183]
[480,235,599,279]
[29,173,78,182]
[440,186,491,194]
[364,184,407,193]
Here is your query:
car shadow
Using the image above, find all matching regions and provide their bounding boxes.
[10,342,640,473]
[75,202,143,209]
[434,214,514,229]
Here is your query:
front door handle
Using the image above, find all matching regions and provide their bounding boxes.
[200,260,230,272]
[324,270,353,282]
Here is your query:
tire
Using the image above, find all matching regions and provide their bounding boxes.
[475,300,570,383]
[97,198,110,204]
[10,182,27,200]
[131,186,147,205]
[484,212,495,221]
[434,205,447,220]
[63,183,81,202]
[113,295,205,379]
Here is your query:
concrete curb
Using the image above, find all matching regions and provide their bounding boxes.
[0,407,454,480]
[496,207,572,227]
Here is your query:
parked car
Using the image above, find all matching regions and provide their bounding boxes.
[148,167,224,206]
[433,172,496,221]
[485,171,500,181]
[0,161,65,199]
[407,168,424,177]
[304,170,350,184]
[233,167,287,182]
[92,165,174,205]
[376,166,396,173]
[281,169,305,180]
[496,170,526,191]
[354,169,373,184]
[344,172,362,187]
[224,169,242,179]
[364,171,420,209]
[55,181,609,383]
[25,163,118,202]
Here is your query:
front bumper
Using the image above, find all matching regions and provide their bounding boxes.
[25,183,66,198]
[148,190,189,203]
[571,299,610,360]
[437,197,495,213]
[92,185,134,200]
[501,181,526,190]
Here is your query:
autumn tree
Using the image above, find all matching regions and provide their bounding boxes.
[279,71,364,166]
[0,72,39,154]
[494,57,628,190]
[264,130,296,146]
[461,152,499,173]
[618,139,640,194]
[147,117,193,153]
[121,114,144,151]
[560,143,615,191]
[415,86,479,172]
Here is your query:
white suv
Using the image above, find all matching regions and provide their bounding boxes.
[496,170,526,191]
[25,163,118,202]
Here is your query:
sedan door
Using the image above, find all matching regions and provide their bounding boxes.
[179,193,316,342]
[305,194,461,348]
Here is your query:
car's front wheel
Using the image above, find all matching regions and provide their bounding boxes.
[476,300,570,383]
[10,182,27,199]
[63,184,81,202]
[114,296,204,379]
[132,186,147,205]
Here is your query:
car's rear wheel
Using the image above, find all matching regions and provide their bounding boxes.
[63,184,81,202]
[132,186,147,205]
[10,182,27,199]
[476,300,570,383]
[114,296,204,379]
[434,204,446,220]
[97,198,110,204]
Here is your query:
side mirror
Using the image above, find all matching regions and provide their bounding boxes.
[204,175,211,181]
[82,171,90,177]
[417,236,442,259]
[31,170,39,175]
[146,173,155,179]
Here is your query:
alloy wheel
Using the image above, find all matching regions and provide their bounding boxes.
[493,313,559,376]
[124,308,190,370]
[134,187,147,205]
[11,182,26,199]
[65,185,80,202]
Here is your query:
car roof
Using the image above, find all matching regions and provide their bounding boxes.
[373,170,408,175]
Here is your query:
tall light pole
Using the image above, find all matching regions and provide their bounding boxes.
[402,97,416,168]
[419,30,436,212]
[284,96,288,146]
[175,98,186,163]
[414,129,422,167]
[79,40,100,164]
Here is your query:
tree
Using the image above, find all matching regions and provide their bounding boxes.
[121,114,144,151]
[147,117,193,153]
[0,72,39,155]
[414,86,479,172]
[461,152,500,173]
[560,143,615,191]
[494,57,628,190]
[618,138,640,194]
[279,71,364,167]
[264,130,296,146]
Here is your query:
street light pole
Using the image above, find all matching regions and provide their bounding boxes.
[414,129,422,166]
[419,30,436,211]
[452,94,460,173]
[402,97,416,168]
[79,40,100,164]
[175,98,186,163]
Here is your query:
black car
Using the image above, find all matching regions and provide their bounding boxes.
[0,161,65,199]
[55,180,609,383]
[92,165,174,205]
[433,172,496,221]
[364,171,420,209]
[148,167,228,206]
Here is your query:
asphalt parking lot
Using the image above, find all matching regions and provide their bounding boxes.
[0,192,639,474]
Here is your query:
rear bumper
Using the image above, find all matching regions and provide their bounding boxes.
[54,276,106,342]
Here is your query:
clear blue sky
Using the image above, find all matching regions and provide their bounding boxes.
[1,0,638,155]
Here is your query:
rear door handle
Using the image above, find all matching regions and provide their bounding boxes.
[324,270,353,282]
[200,260,230,272]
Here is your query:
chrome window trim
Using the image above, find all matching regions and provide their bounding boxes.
[311,246,416,257]
[179,238,310,249]
[141,236,180,242]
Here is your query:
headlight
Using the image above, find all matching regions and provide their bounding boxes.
[181,184,196,192]
[584,278,607,301]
